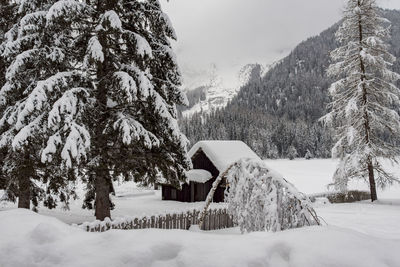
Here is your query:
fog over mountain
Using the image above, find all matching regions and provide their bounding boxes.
[161,0,400,90]
[179,9,400,159]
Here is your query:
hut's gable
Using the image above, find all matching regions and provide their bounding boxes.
[188,140,261,173]
[191,149,219,177]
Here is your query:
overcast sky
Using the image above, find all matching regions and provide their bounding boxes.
[161,0,400,89]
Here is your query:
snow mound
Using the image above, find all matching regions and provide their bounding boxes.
[188,140,261,172]
[186,169,213,183]
[1,209,400,267]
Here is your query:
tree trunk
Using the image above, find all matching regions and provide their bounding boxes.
[357,1,378,202]
[18,153,32,209]
[95,170,111,220]
[198,175,223,229]
[18,175,30,209]
[92,0,120,221]
[198,166,233,228]
[367,159,378,202]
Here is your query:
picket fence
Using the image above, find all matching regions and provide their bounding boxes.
[82,208,235,232]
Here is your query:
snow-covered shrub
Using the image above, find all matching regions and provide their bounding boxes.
[309,191,371,204]
[305,149,313,160]
[225,159,319,233]
[287,145,297,160]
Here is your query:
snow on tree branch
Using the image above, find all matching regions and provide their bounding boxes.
[224,159,320,233]
[46,0,88,24]
[323,0,400,197]
[112,113,160,147]
[123,30,153,57]
[100,10,122,31]
[15,72,78,130]
[86,36,104,64]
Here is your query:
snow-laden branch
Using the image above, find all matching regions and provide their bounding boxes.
[199,159,320,233]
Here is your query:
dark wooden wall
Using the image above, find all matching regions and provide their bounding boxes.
[192,149,219,177]
[162,184,191,202]
[161,149,225,203]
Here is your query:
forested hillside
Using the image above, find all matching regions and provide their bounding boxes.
[180,9,400,159]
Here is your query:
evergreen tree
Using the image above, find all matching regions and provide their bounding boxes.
[0,0,52,209]
[36,0,190,220]
[322,0,400,201]
[0,0,80,210]
[0,1,16,192]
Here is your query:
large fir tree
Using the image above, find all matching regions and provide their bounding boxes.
[35,0,190,220]
[0,1,16,192]
[0,0,80,210]
[323,0,400,200]
[0,0,52,209]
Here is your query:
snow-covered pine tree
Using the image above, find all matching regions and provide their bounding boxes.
[323,0,400,201]
[0,1,16,89]
[0,0,49,209]
[0,0,82,210]
[0,1,17,191]
[138,0,191,187]
[39,0,190,220]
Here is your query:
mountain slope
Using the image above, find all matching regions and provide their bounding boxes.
[180,9,400,158]
[179,64,266,118]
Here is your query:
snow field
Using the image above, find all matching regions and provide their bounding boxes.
[1,158,399,225]
[1,159,400,266]
[1,209,400,267]
[264,158,400,198]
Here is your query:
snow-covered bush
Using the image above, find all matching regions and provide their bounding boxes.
[287,145,298,160]
[309,191,371,204]
[225,159,319,233]
[305,149,313,160]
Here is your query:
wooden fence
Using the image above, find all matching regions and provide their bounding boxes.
[83,208,235,232]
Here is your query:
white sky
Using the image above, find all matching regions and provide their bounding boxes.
[161,0,400,89]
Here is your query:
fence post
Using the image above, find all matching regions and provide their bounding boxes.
[166,214,171,229]
[172,214,177,229]
[204,211,208,231]
[178,213,183,229]
[161,216,166,229]
[216,209,220,230]
[186,211,191,230]
[208,210,214,230]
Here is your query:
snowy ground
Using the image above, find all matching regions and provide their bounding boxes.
[0,207,399,267]
[1,158,399,224]
[0,184,226,224]
[1,159,400,266]
[265,158,400,198]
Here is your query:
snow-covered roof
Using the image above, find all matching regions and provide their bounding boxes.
[188,140,261,172]
[186,169,213,183]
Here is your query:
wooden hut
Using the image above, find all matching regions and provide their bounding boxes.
[162,140,261,203]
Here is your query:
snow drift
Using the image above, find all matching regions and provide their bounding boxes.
[1,209,399,267]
